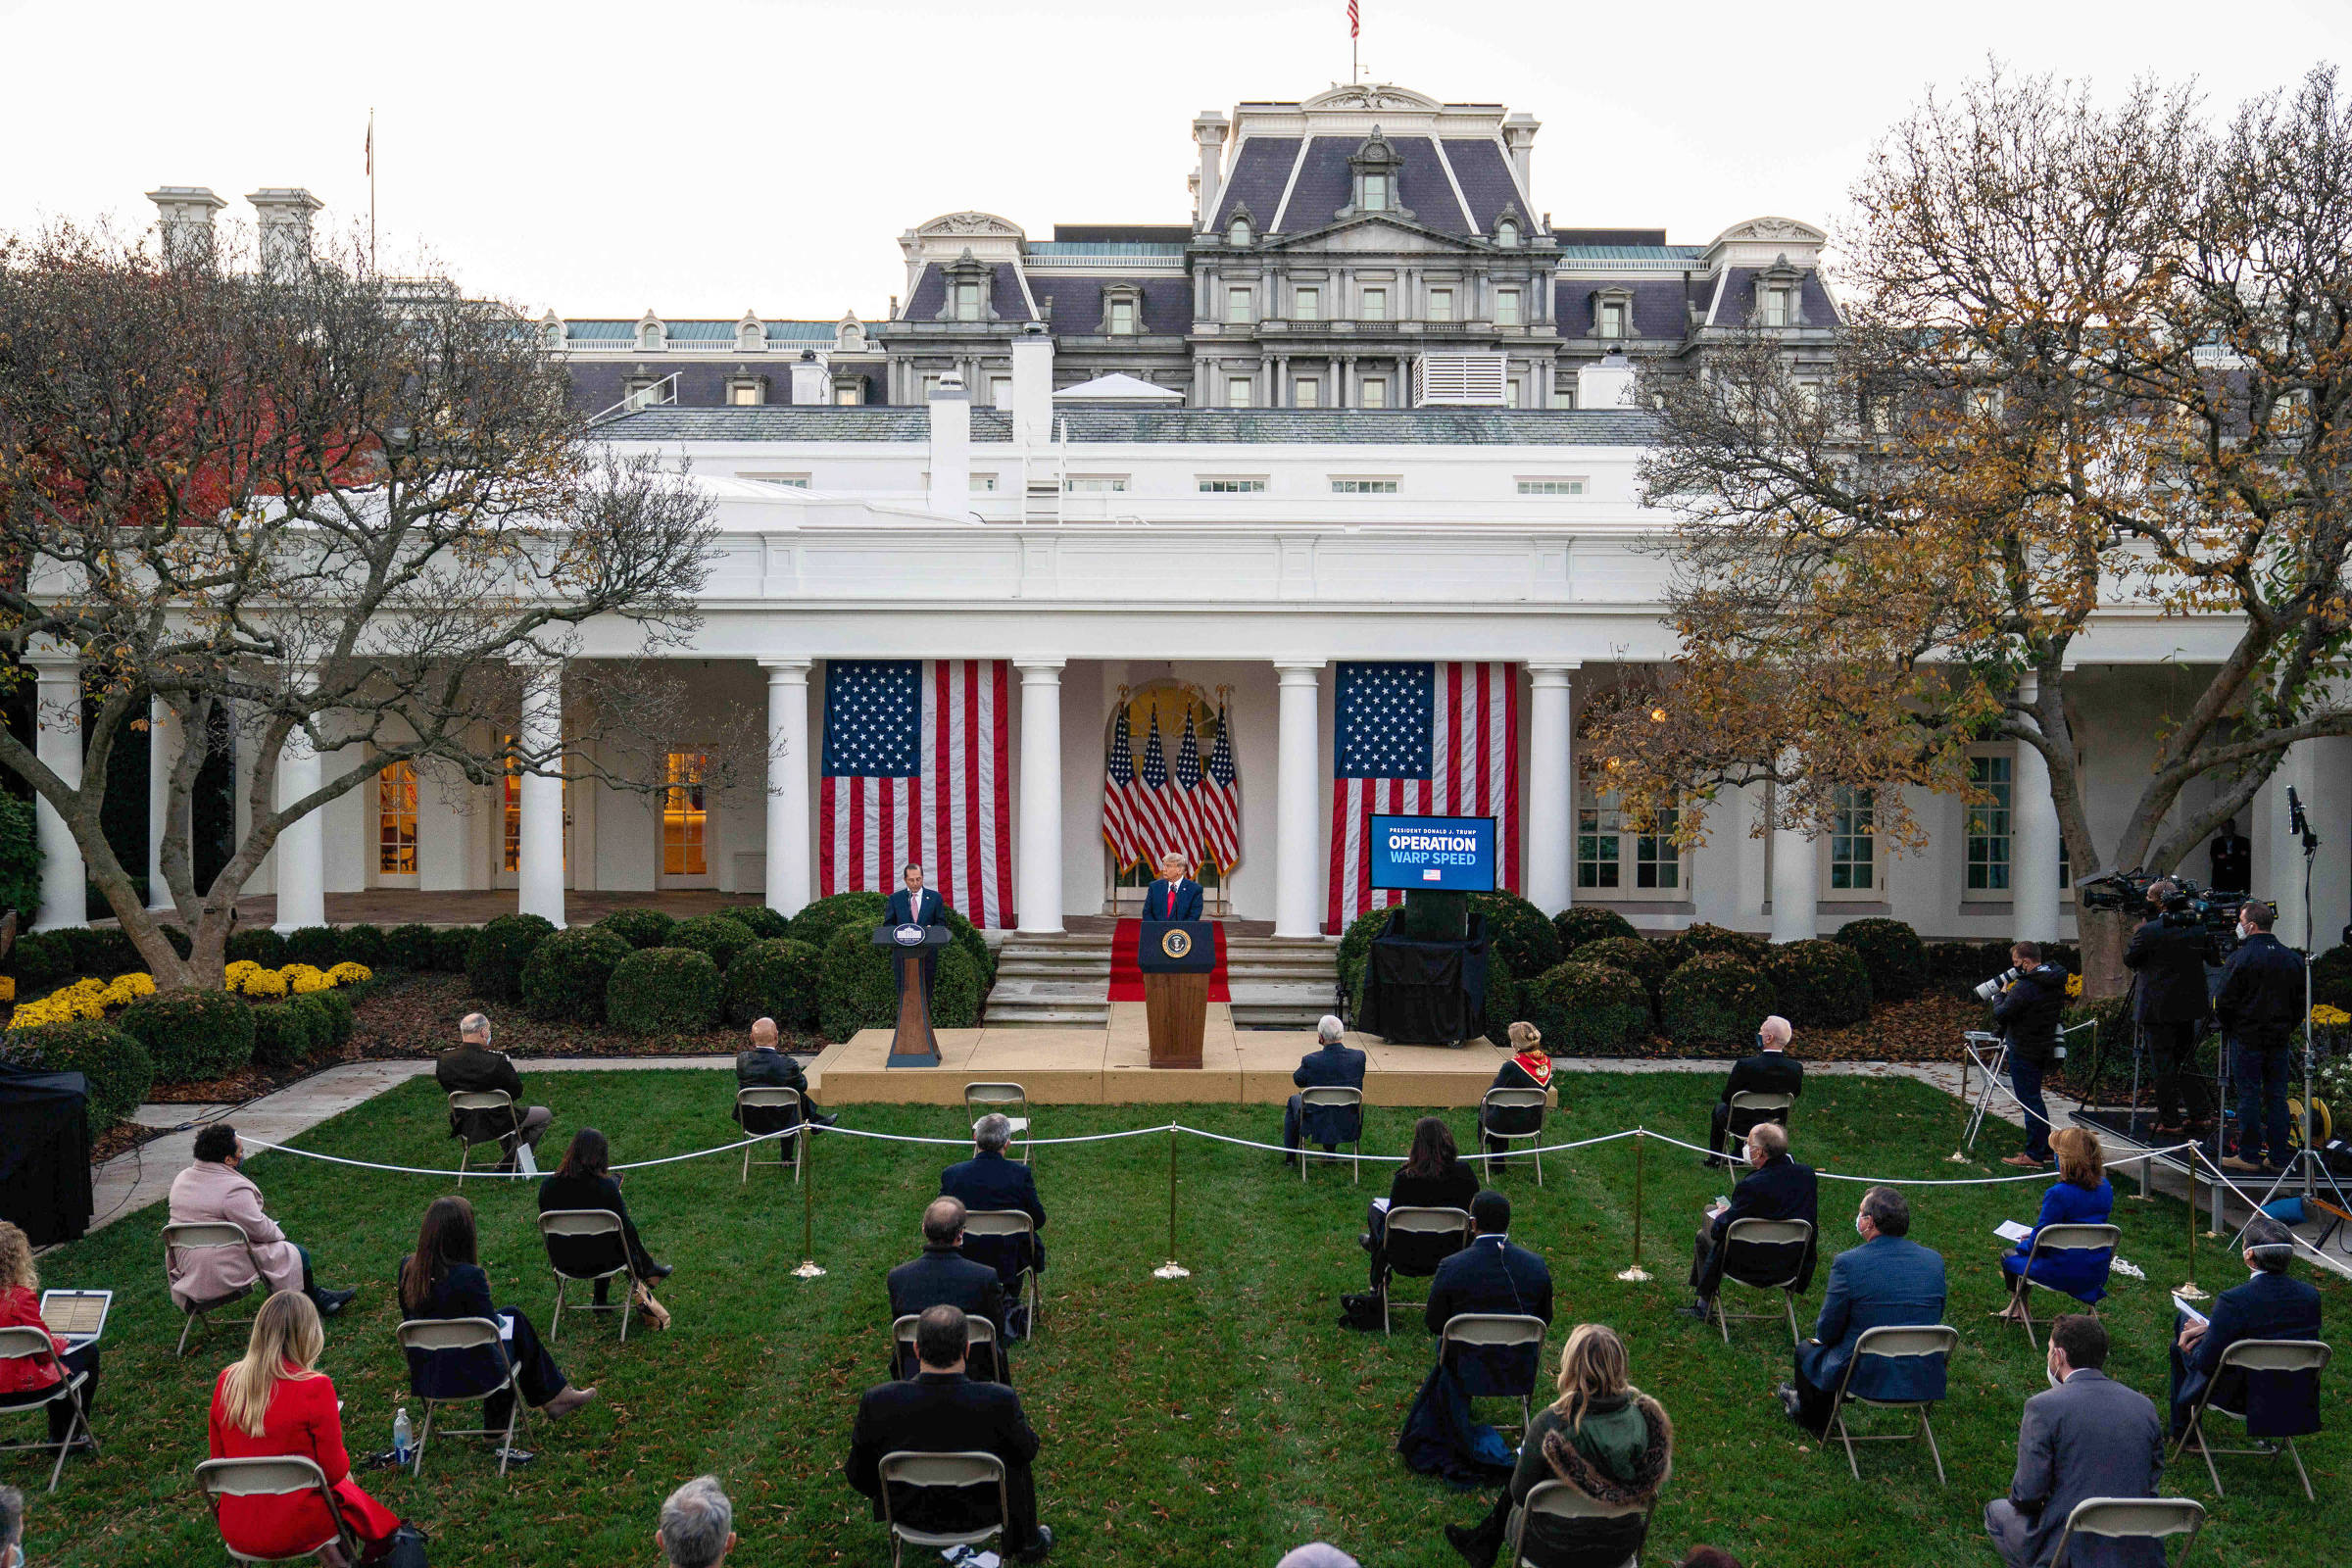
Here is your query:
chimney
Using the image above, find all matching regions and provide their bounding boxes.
[790,349,829,406]
[246,187,323,272]
[1576,349,1638,411]
[1193,112,1231,229]
[1501,115,1541,197]
[146,185,227,265]
[1010,322,1054,449]
[927,372,971,515]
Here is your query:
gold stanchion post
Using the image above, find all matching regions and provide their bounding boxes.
[1616,1131,1652,1282]
[793,1125,825,1280]
[2176,1152,2207,1300]
[1153,1126,1190,1280]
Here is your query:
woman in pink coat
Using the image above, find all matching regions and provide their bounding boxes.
[167,1125,357,1317]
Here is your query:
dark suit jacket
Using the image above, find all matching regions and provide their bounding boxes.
[887,1244,1008,1380]
[1720,1052,1804,1129]
[2213,934,2307,1049]
[2181,1270,2324,1433]
[1292,1044,1367,1145]
[396,1259,512,1400]
[536,1171,646,1278]
[1702,1153,1820,1297]
[2123,918,2215,1024]
[2209,834,2250,895]
[732,1047,809,1131]
[1143,878,1203,922]
[1425,1235,1554,1395]
[941,1151,1047,1281]
[885,887,947,928]
[845,1371,1039,1536]
[436,1047,526,1144]
[2006,1369,2167,1568]
[1796,1235,1948,1403]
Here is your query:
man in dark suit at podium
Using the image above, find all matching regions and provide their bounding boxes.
[1144,852,1203,922]
[886,862,948,997]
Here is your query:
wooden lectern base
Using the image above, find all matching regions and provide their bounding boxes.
[1143,970,1208,1068]
[887,951,940,1067]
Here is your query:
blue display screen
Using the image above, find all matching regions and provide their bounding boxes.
[1368,814,1497,893]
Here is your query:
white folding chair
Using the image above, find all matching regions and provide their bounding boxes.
[396,1317,526,1478]
[2169,1339,2331,1500]
[2049,1496,2205,1567]
[1377,1205,1474,1334]
[1441,1312,1546,1439]
[538,1208,637,1343]
[961,1208,1043,1335]
[1508,1478,1648,1568]
[964,1083,1032,1164]
[1480,1088,1550,1185]
[2009,1222,2121,1348]
[447,1089,520,1184]
[196,1454,359,1565]
[1827,1324,1961,1485]
[877,1449,1011,1568]
[1711,1217,1813,1346]
[735,1086,805,1184]
[891,1312,1008,1386]
[164,1220,264,1357]
[1298,1086,1364,1184]
[1722,1089,1795,1162]
[0,1325,93,1493]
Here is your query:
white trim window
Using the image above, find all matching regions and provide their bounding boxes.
[1106,296,1138,334]
[1359,376,1390,408]
[954,279,984,321]
[1428,286,1456,322]
[1578,787,1685,896]
[1495,286,1523,326]
[1966,754,2013,894]
[1294,377,1321,408]
[1827,786,1877,893]
[725,377,765,406]
[1063,474,1130,493]
[1597,297,1630,339]
[1360,286,1390,321]
[1225,374,1253,408]
[1198,476,1267,493]
[1225,285,1252,324]
[375,760,418,884]
[1330,476,1398,494]
[1294,285,1321,322]
[744,472,810,489]
[969,473,999,493]
[1515,477,1586,496]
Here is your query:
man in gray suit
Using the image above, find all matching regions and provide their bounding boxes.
[1984,1314,2166,1568]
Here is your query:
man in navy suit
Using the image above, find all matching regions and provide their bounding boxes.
[887,1198,1009,1382]
[1681,1120,1819,1319]
[2168,1213,2323,1439]
[1706,1014,1803,1163]
[1425,1190,1554,1394]
[1283,1014,1366,1162]
[885,862,949,999]
[941,1114,1048,1327]
[1143,852,1203,922]
[1781,1185,1948,1435]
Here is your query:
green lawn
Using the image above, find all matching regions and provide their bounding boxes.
[23,1071,2343,1567]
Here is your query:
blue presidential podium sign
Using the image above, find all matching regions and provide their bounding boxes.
[1368,813,1498,893]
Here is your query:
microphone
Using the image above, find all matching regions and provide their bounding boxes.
[2287,785,2309,837]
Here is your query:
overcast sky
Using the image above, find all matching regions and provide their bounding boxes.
[2,0,2345,321]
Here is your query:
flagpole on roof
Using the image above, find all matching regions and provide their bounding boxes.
[366,108,376,276]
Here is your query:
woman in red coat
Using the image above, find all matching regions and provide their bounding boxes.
[207,1292,412,1565]
[0,1220,97,1452]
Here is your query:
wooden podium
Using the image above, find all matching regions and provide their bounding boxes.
[872,923,953,1066]
[1138,919,1214,1069]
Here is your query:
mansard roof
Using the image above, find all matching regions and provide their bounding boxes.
[902,262,1035,322]
[1027,274,1194,335]
[1214,136,1299,231]
[598,405,1656,446]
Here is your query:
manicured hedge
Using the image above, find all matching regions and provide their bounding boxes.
[724,937,820,1029]
[120,988,256,1082]
[289,993,339,1050]
[386,923,441,971]
[939,906,995,990]
[817,921,982,1042]
[1521,960,1651,1054]
[1834,917,1928,1002]
[0,793,42,927]
[315,988,357,1048]
[226,927,289,968]
[62,927,140,979]
[0,1020,151,1131]
[1337,906,1395,1008]
[1471,891,1563,988]
[788,891,889,952]
[607,947,723,1036]
[1661,953,1776,1052]
[432,927,475,973]
[669,913,758,971]
[249,1003,320,1069]
[1928,940,2015,996]
[1575,936,1668,1014]
[521,926,635,1024]
[1553,906,1639,955]
[466,913,556,1003]
[1762,938,1874,1028]
[1482,956,1521,1047]
[1661,922,1769,971]
[282,926,341,968]
[2315,944,2352,1013]
[338,923,390,969]
[3,930,69,993]
[728,906,793,942]
[597,907,677,951]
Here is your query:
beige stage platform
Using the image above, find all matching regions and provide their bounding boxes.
[808,1004,1540,1107]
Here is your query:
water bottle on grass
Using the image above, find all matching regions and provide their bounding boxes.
[392,1407,413,1469]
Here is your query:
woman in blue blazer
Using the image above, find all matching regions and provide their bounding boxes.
[1994,1126,2115,1320]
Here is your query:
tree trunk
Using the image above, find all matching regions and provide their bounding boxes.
[2078,906,2133,1003]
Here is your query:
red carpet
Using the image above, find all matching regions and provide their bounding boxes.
[1106,917,1230,1002]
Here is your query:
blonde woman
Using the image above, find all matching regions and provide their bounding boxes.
[0,1221,97,1456]
[1479,1021,1552,1157]
[1444,1324,1672,1568]
[1993,1125,2116,1323]
[206,1293,416,1566]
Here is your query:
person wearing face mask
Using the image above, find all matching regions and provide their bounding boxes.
[2166,1213,2321,1442]
[1983,1314,2165,1568]
[1778,1185,1945,1436]
[2212,900,2308,1174]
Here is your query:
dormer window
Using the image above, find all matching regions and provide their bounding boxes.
[1592,287,1635,340]
[636,316,664,352]
[1753,255,1806,328]
[936,249,996,324]
[1344,126,1412,221]
[1102,283,1145,335]
[1494,217,1519,248]
[1763,284,1799,326]
[736,318,763,352]
[1360,172,1392,212]
[1108,297,1136,333]
[1227,207,1254,248]
[955,281,983,320]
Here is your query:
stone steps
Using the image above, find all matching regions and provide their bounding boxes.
[984,929,1340,1030]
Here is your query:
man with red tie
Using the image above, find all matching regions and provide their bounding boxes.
[1145,852,1204,922]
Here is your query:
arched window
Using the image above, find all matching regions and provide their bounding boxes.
[1494,217,1519,247]
[1228,216,1251,247]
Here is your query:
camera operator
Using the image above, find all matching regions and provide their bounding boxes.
[1989,942,2072,1170]
[2122,880,2216,1136]
[2215,900,2307,1175]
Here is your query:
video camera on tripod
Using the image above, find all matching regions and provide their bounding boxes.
[2078,868,2246,956]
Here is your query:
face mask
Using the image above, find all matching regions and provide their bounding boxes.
[1855,1217,1868,1239]
[2045,1359,2064,1390]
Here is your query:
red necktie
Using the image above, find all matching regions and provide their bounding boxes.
[1166,885,1176,918]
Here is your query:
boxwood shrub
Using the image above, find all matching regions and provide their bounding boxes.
[120,988,256,1082]
[1762,938,1875,1028]
[1520,960,1651,1054]
[289,993,339,1051]
[669,913,758,972]
[2315,944,2352,1012]
[788,891,888,952]
[521,925,634,1024]
[597,907,677,951]
[0,793,41,931]
[1553,906,1639,955]
[1471,890,1563,988]
[249,1003,319,1069]
[1575,935,1669,1013]
[466,913,556,1003]
[816,921,983,1042]
[0,1020,152,1131]
[225,927,288,968]
[386,923,440,971]
[1834,917,1929,1002]
[282,926,341,968]
[1661,921,1769,972]
[314,988,356,1048]
[939,906,995,990]
[606,947,723,1036]
[1661,953,1776,1052]
[3,930,69,993]
[432,926,476,973]
[1928,939,2016,996]
[724,937,820,1028]
[337,923,389,969]
[61,927,141,979]
[1481,956,1521,1046]
[1337,906,1395,1010]
[729,906,792,942]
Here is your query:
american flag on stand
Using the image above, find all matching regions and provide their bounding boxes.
[1327,661,1519,932]
[1101,709,1146,871]
[1135,710,1193,861]
[1172,711,1207,860]
[1196,703,1243,873]
[819,659,1012,928]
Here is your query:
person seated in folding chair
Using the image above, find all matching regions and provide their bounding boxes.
[0,1223,98,1470]
[1984,1314,2164,1568]
[844,1305,1053,1563]
[733,1016,839,1144]
[2167,1212,2322,1442]
[437,1014,552,1174]
[1441,1324,1673,1568]
[1704,1016,1802,1166]
[169,1125,357,1319]
[1363,1117,1483,1293]
[1399,1191,1554,1484]
[1284,1015,1366,1165]
[1478,1023,1551,1159]
[1679,1121,1818,1323]
[538,1128,672,1330]
[397,1197,597,1465]
[941,1115,1047,1333]
[1992,1127,2114,1326]
[206,1293,425,1567]
[1779,1186,1946,1437]
[658,1475,737,1568]
[888,1200,1010,1383]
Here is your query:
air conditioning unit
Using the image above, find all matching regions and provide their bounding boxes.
[1413,352,1508,407]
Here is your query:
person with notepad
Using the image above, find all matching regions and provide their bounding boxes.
[1991,1127,2115,1325]
[0,1223,97,1459]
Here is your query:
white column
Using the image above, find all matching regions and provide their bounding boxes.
[1768,753,1818,944]
[27,642,84,931]
[760,659,812,915]
[516,662,566,928]
[271,723,326,933]
[1523,663,1579,915]
[147,695,182,910]
[1274,661,1325,939]
[2012,673,2062,943]
[1015,661,1064,934]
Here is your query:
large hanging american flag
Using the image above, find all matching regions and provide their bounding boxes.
[1327,661,1519,931]
[1197,703,1242,872]
[1100,707,1147,871]
[820,659,1012,928]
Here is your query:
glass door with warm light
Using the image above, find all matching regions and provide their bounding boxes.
[659,750,715,887]
[491,740,570,889]
[373,760,419,889]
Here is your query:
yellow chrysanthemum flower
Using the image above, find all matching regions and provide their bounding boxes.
[2064,973,2083,999]
[238,967,289,999]
[280,964,330,995]
[224,960,261,987]
[324,961,371,987]
[2315,1004,2352,1027]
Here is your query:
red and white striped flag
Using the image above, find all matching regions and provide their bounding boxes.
[1134,710,1195,862]
[1348,0,1359,37]
[819,660,1013,928]
[1326,661,1519,932]
[1196,702,1243,873]
[1101,709,1146,871]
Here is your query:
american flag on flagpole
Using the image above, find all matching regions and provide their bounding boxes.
[1101,709,1146,871]
[1348,0,1359,37]
[1134,710,1189,861]
[819,659,1013,927]
[1171,711,1208,863]
[1196,703,1242,873]
[1326,661,1519,932]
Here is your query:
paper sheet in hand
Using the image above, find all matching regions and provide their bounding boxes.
[1370,1198,1391,1214]
[515,1144,540,1177]
[2172,1295,2210,1326]
[1993,1220,2034,1245]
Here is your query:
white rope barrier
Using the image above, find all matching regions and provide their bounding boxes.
[238,1130,795,1178]
[2183,1150,2343,1268]
[1639,1128,2207,1187]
